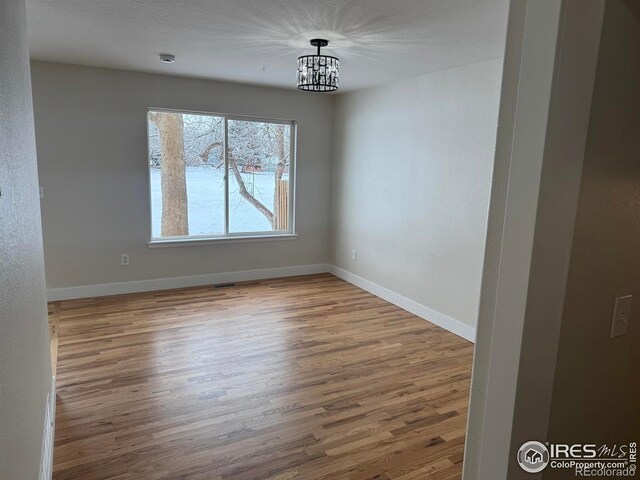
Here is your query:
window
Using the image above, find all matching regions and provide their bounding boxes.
[148,109,295,243]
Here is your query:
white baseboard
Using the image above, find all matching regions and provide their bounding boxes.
[329,265,476,343]
[46,264,331,301]
[39,376,56,480]
[46,263,475,343]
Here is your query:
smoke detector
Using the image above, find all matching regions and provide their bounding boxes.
[159,53,175,64]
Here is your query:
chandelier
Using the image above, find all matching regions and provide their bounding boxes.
[297,39,339,92]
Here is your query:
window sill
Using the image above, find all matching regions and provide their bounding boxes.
[147,234,298,249]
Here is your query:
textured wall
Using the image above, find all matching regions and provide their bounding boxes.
[330,59,502,328]
[0,0,53,478]
[545,0,640,466]
[31,62,334,289]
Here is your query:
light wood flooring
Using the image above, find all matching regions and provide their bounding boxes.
[50,273,473,480]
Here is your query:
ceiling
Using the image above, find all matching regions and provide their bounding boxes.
[26,0,508,92]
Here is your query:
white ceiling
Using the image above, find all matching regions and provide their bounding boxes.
[26,0,508,92]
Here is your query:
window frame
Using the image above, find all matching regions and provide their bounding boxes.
[146,107,297,247]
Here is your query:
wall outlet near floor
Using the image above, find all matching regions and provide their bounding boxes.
[120,253,130,266]
[351,249,357,261]
[610,295,632,339]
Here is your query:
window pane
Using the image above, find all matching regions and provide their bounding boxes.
[227,119,291,233]
[148,111,225,238]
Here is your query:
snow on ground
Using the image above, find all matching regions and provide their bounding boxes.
[151,166,282,237]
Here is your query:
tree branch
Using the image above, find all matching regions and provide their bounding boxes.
[229,155,274,226]
[199,141,224,167]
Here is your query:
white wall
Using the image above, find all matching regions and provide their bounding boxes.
[463,1,606,478]
[31,62,334,291]
[330,59,503,330]
[0,1,53,478]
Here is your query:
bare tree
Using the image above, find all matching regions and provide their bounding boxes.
[185,115,224,166]
[148,114,289,234]
[199,141,224,167]
[149,112,189,236]
[228,150,275,225]
[227,121,289,229]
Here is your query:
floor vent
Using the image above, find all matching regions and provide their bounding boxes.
[214,283,236,289]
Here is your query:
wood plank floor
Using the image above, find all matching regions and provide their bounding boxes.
[49,300,60,376]
[51,273,473,480]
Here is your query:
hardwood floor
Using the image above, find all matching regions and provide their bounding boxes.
[51,274,473,480]
[48,300,60,376]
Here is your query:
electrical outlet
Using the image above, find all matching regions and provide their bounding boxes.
[120,253,130,266]
[610,295,632,339]
[351,249,357,261]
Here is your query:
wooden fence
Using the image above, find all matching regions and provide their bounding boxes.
[275,179,289,230]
